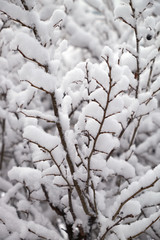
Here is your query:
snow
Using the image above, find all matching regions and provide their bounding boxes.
[91,64,109,91]
[25,221,63,240]
[21,109,57,123]
[132,0,151,13]
[121,200,141,217]
[106,96,124,117]
[85,0,104,12]
[23,125,60,151]
[0,1,31,27]
[8,86,36,110]
[114,4,135,28]
[151,76,160,94]
[136,129,160,155]
[0,224,8,239]
[62,67,85,91]
[102,46,114,66]
[64,0,73,12]
[61,95,72,114]
[66,19,101,58]
[107,157,135,179]
[96,190,106,212]
[112,165,160,219]
[19,62,56,93]
[59,112,70,131]
[51,9,66,27]
[8,167,42,189]
[90,155,112,175]
[95,134,119,154]
[11,32,49,65]
[120,52,137,72]
[85,119,100,138]
[138,92,152,104]
[90,89,108,109]
[39,4,55,21]
[85,102,104,122]
[52,176,68,186]
[140,46,158,70]
[136,97,157,117]
[1,183,22,204]
[122,211,160,239]
[42,165,59,178]
[4,232,20,240]
[101,117,121,136]
[137,191,160,208]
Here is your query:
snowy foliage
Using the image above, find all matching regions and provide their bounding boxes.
[0,0,160,239]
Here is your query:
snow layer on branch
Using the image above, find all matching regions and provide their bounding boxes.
[151,76,160,95]
[65,130,77,160]
[121,210,160,239]
[106,96,124,116]
[136,97,157,117]
[8,87,36,111]
[132,0,152,13]
[95,134,119,154]
[102,46,114,66]
[0,203,63,239]
[90,89,107,109]
[91,64,109,91]
[85,0,104,12]
[101,117,121,136]
[137,191,160,207]
[0,224,9,240]
[26,221,63,240]
[8,167,41,189]
[0,177,12,193]
[64,0,74,12]
[62,67,85,91]
[85,119,100,138]
[90,155,113,177]
[85,102,104,122]
[140,46,158,70]
[23,125,60,151]
[0,205,23,239]
[110,68,130,98]
[1,183,22,204]
[59,112,70,131]
[107,158,135,179]
[19,62,56,93]
[11,32,49,65]
[111,165,160,217]
[51,9,66,27]
[120,52,137,72]
[21,109,57,123]
[114,3,135,28]
[0,1,31,27]
[121,200,141,217]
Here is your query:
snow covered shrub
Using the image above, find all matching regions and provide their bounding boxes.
[0,0,160,239]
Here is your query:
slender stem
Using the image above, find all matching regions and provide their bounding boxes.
[0,119,5,170]
[147,59,155,90]
[50,93,91,216]
[128,117,142,149]
[86,57,112,193]
[129,0,140,98]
